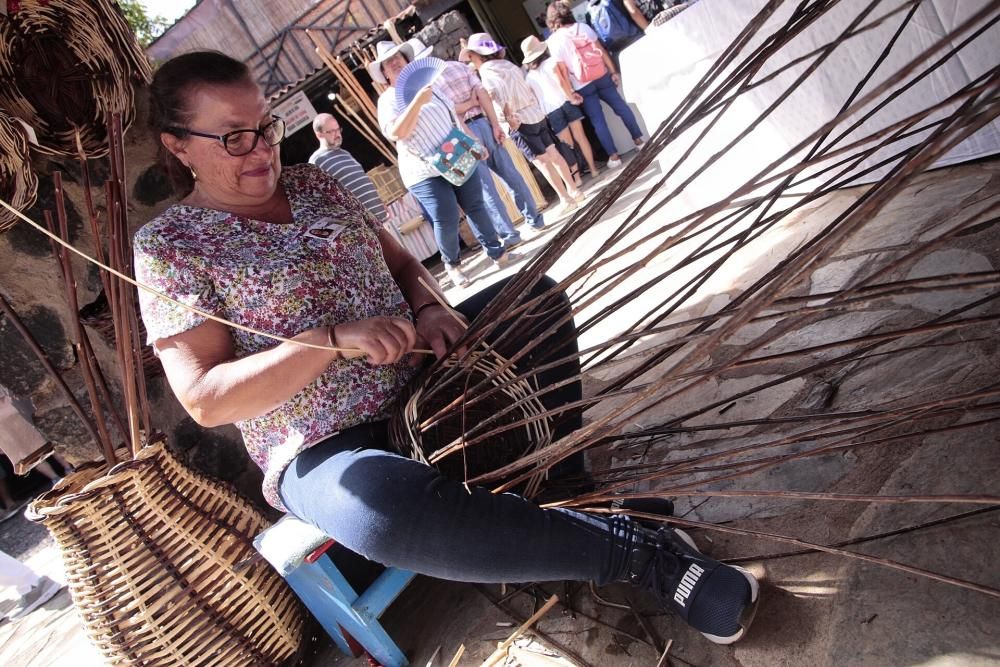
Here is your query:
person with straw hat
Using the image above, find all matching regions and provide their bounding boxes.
[369,39,518,287]
[520,34,600,184]
[135,50,759,650]
[459,33,584,217]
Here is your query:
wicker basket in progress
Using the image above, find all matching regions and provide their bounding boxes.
[0,0,152,158]
[389,351,552,492]
[27,440,306,667]
[0,108,37,233]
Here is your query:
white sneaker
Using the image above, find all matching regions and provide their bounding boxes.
[607,156,623,169]
[444,263,470,287]
[8,576,63,620]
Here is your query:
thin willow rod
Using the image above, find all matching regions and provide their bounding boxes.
[735,1,920,96]
[111,113,153,443]
[460,66,1000,392]
[447,358,1000,480]
[477,278,1000,489]
[644,415,1000,499]
[0,293,107,458]
[572,490,1000,506]
[0,199,425,356]
[626,513,1000,599]
[566,70,993,297]
[616,91,1000,421]
[476,0,1000,333]
[725,506,1000,564]
[43,204,117,466]
[596,393,1000,473]
[630,285,1000,445]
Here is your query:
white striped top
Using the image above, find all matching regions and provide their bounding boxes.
[378,88,457,187]
[479,60,546,127]
[309,147,388,223]
[526,58,568,116]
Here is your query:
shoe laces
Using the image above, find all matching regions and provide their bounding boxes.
[634,531,684,606]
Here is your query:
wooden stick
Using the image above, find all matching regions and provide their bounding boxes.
[480,594,560,667]
[655,639,674,667]
[446,644,465,667]
[417,277,466,329]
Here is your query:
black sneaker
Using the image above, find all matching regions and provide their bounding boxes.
[628,527,759,644]
[607,496,675,528]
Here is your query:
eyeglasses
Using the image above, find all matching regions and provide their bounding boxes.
[169,115,286,156]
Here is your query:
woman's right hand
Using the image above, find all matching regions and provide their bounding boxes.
[413,84,436,108]
[570,92,584,105]
[332,317,417,365]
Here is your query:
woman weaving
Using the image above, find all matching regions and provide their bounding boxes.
[134,51,759,645]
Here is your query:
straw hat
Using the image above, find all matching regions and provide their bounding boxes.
[520,35,549,65]
[458,33,506,62]
[367,38,434,85]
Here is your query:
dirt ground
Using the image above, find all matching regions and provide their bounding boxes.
[2,156,998,667]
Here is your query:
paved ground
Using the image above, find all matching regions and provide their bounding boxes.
[2,155,998,666]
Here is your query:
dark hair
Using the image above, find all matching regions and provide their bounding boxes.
[379,49,411,80]
[149,51,253,195]
[546,1,576,30]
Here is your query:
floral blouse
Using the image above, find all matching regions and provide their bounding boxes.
[134,164,418,510]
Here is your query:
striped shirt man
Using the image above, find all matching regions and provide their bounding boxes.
[311,113,388,221]
[308,147,387,223]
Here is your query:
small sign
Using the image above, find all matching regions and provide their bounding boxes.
[306,217,348,241]
[272,91,318,136]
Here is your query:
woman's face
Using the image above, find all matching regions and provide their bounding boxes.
[163,79,281,209]
[381,53,408,86]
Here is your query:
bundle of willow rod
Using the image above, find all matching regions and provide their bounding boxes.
[305,28,398,165]
[395,0,1000,599]
[0,107,36,232]
[0,0,152,158]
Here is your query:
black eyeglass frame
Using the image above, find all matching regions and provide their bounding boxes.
[167,115,286,156]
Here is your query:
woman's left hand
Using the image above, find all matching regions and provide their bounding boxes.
[412,304,469,364]
[611,72,621,87]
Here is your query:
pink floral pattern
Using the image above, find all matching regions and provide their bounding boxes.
[134,164,417,510]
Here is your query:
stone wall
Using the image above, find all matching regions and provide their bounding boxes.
[0,86,267,509]
[414,10,475,62]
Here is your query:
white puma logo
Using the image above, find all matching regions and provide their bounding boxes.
[673,563,705,607]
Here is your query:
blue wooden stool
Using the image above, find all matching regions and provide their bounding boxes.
[254,515,416,667]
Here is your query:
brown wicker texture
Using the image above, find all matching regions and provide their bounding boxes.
[389,351,552,492]
[0,0,152,159]
[367,164,408,205]
[0,107,37,233]
[26,440,306,667]
[79,289,163,379]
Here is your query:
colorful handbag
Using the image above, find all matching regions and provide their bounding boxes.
[416,93,487,186]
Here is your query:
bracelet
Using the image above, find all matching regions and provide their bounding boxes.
[413,302,442,318]
[326,325,341,360]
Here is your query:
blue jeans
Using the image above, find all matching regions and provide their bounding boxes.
[471,160,520,244]
[280,277,641,584]
[467,116,545,229]
[578,72,643,158]
[408,165,504,266]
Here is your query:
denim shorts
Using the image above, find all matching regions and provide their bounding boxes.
[546,101,585,135]
[512,119,556,158]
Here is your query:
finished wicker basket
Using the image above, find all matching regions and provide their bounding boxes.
[27,440,306,667]
[389,350,552,493]
[367,164,408,205]
[0,107,37,233]
[0,0,152,158]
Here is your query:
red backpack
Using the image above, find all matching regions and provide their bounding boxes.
[566,24,607,84]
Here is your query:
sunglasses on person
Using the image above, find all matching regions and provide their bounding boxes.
[168,115,286,157]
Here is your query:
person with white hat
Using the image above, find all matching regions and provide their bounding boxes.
[520,34,600,183]
[460,33,583,216]
[369,40,518,287]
